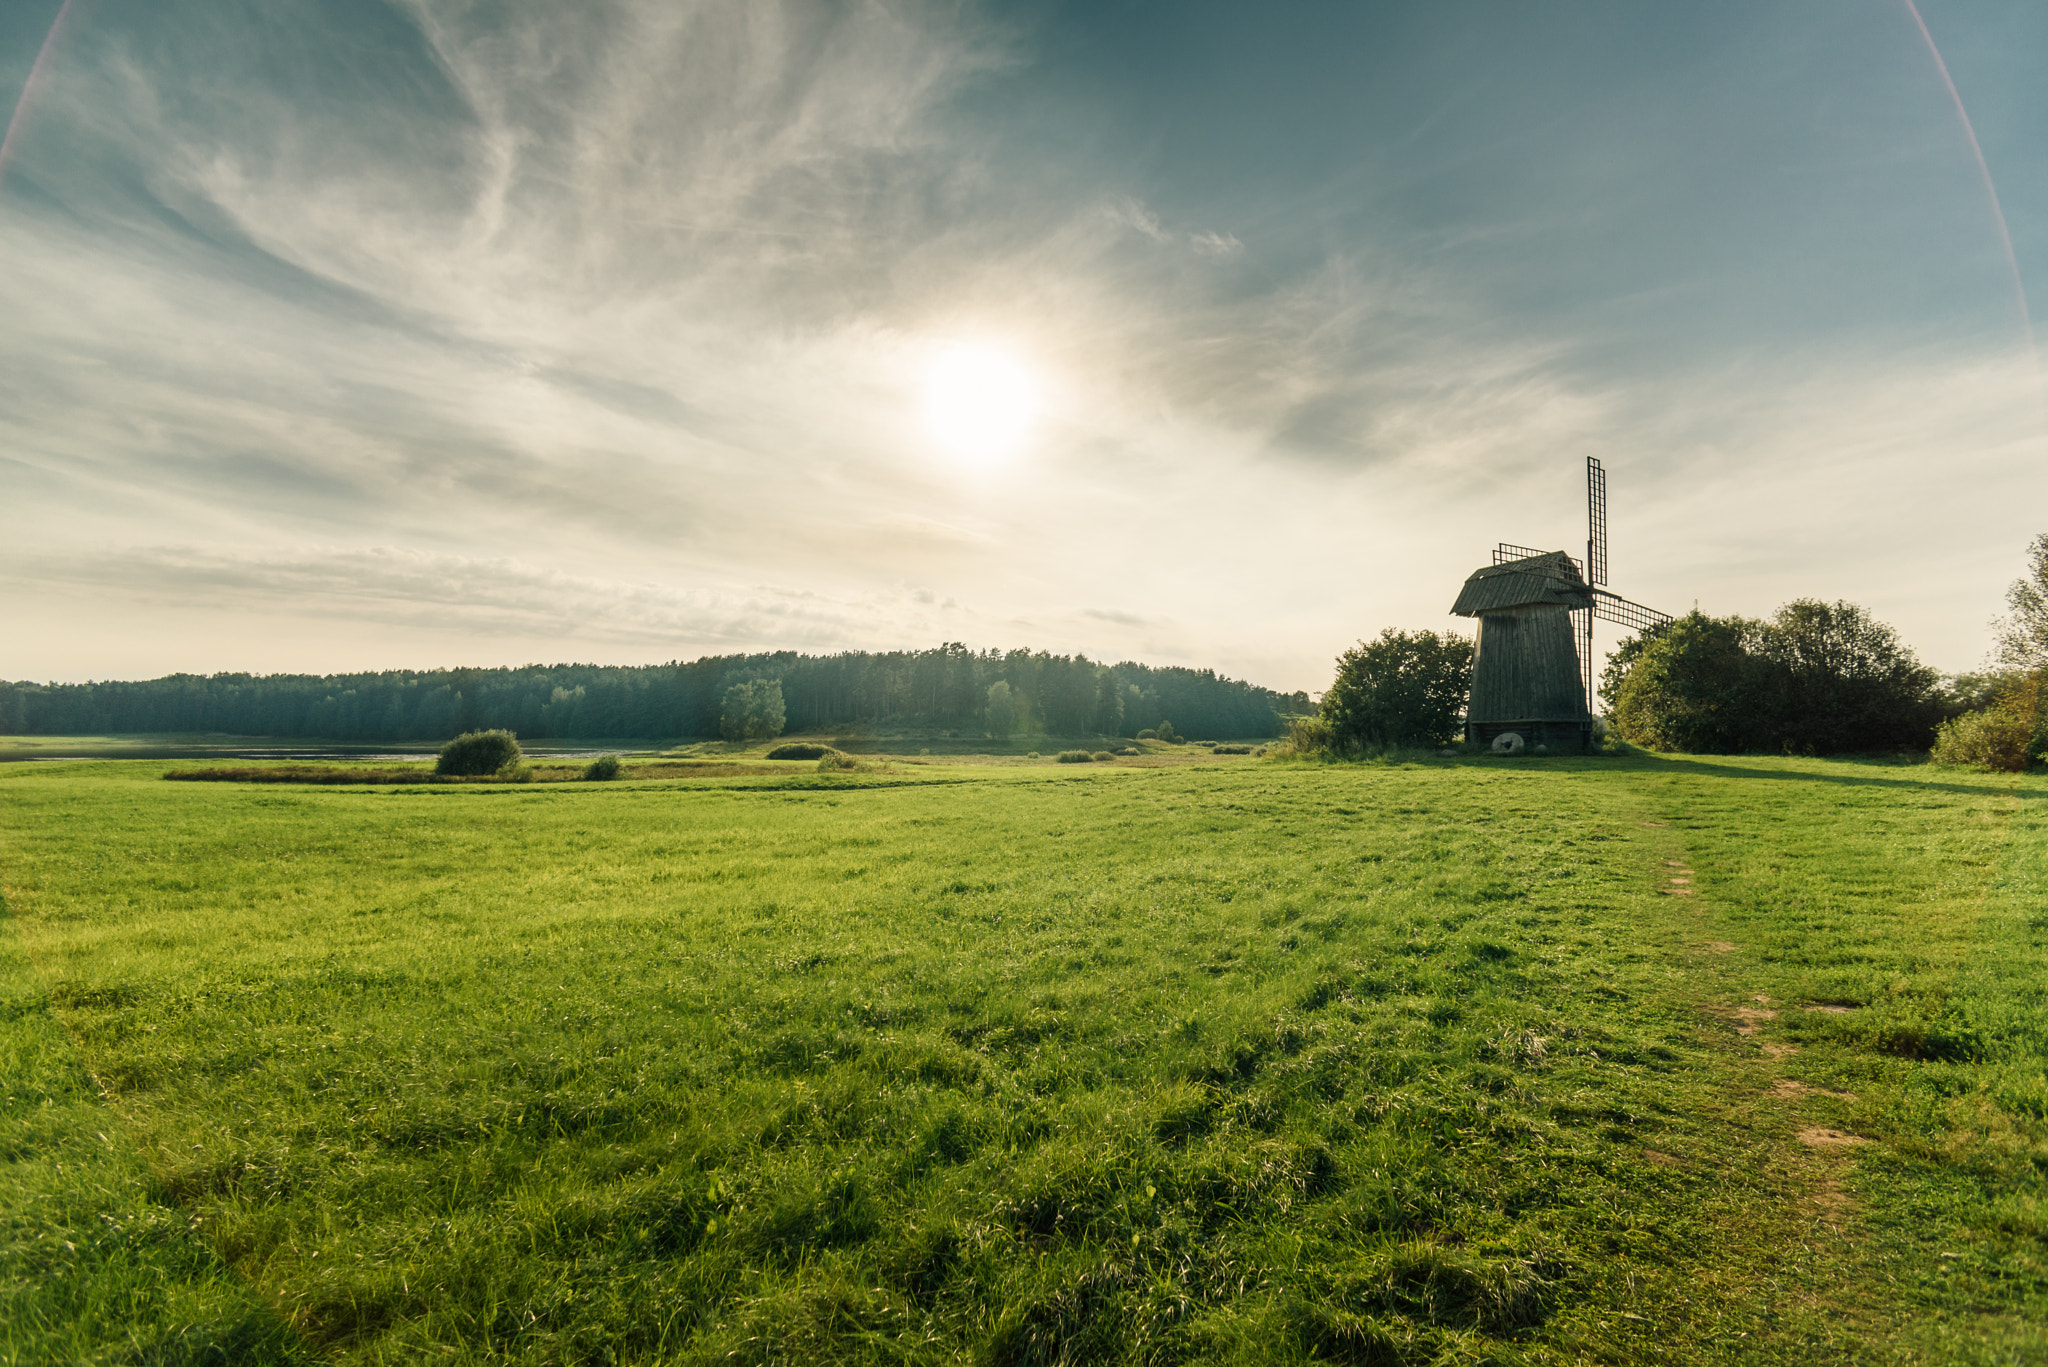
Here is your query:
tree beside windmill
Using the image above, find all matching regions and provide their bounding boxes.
[1452,459,1671,752]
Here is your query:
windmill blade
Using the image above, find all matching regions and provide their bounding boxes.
[1591,588,1671,633]
[1586,457,1608,586]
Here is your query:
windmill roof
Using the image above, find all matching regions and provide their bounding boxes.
[1450,551,1593,615]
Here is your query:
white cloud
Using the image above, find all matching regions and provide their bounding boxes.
[0,0,2039,691]
[1104,197,1172,244]
[0,542,945,652]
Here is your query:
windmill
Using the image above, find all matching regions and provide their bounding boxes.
[1450,458,1672,751]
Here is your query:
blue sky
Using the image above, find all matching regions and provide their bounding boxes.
[2,0,2042,692]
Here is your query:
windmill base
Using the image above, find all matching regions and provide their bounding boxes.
[1466,719,1592,752]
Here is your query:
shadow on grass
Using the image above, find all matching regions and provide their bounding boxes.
[1417,746,2031,799]
[1608,751,2036,800]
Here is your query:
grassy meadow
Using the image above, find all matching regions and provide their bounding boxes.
[1,747,2043,1364]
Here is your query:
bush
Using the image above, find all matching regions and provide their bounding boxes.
[437,730,521,776]
[1055,750,1093,763]
[1931,708,2034,772]
[497,759,535,783]
[1117,746,1139,756]
[1758,600,1943,752]
[767,742,834,760]
[1931,672,2042,772]
[1214,744,1252,754]
[816,752,861,772]
[582,755,623,781]
[1277,714,1335,756]
[1607,615,1754,753]
[1155,720,1178,742]
[1135,729,1158,741]
[1609,602,1941,754]
[1090,751,1115,761]
[1320,628,1474,751]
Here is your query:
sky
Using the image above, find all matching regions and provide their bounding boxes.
[1,0,2043,694]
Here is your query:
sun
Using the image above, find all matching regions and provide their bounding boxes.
[922,343,1038,463]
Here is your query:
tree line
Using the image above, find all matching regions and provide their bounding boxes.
[0,644,1308,742]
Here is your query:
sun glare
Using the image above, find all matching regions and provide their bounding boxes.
[922,343,1038,463]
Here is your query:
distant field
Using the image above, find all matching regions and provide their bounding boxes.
[1,751,2042,1365]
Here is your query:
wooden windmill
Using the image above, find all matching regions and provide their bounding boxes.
[1451,458,1672,751]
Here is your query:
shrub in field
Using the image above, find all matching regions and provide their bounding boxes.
[1757,599,1942,753]
[582,755,623,781]
[1056,750,1093,763]
[1607,614,1755,753]
[1135,728,1158,740]
[1214,744,1252,754]
[1090,751,1115,761]
[1117,746,1139,755]
[1609,602,1940,754]
[1932,672,2042,771]
[1156,720,1178,742]
[437,729,521,776]
[816,752,861,772]
[1931,708,2034,772]
[1278,714,1336,756]
[767,742,834,760]
[497,759,535,783]
[1319,628,1474,751]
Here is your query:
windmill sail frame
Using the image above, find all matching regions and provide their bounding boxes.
[1471,460,1674,744]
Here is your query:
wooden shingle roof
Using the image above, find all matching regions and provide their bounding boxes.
[1450,551,1593,616]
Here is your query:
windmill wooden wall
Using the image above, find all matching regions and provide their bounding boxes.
[1451,551,1592,750]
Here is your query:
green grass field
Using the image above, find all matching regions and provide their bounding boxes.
[2,749,2043,1365]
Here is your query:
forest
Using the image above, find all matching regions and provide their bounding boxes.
[0,644,1307,742]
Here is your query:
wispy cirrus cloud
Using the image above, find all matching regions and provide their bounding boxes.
[0,542,957,652]
[0,0,2040,687]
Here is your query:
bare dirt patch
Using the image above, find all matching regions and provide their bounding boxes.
[1697,941,1737,954]
[1710,1005,1778,1036]
[1761,1042,1800,1058]
[1802,1004,1856,1015]
[1643,1149,1684,1168]
[1770,1080,1858,1102]
[1798,1127,1869,1148]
